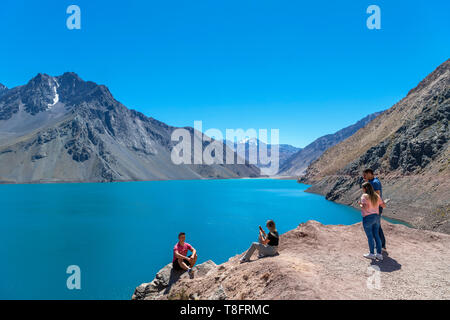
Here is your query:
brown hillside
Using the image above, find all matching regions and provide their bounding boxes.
[302,59,449,233]
[305,59,449,180]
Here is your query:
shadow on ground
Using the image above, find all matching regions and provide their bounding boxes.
[370,251,402,272]
[163,269,185,294]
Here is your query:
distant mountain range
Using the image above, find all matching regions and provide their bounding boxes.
[0,72,389,182]
[0,73,260,183]
[302,59,450,233]
[225,137,301,175]
[278,111,383,176]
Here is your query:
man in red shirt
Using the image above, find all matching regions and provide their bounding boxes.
[173,232,198,277]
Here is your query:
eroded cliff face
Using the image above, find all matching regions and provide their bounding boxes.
[302,59,450,233]
[133,220,450,300]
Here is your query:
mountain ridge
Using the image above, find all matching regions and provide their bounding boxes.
[226,138,302,175]
[302,59,450,233]
[0,72,260,183]
[0,83,7,98]
[278,111,383,176]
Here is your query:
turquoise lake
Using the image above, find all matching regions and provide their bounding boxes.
[0,179,405,299]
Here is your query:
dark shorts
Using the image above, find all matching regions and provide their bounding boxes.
[173,254,192,270]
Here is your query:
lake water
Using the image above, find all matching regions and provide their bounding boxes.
[0,179,405,299]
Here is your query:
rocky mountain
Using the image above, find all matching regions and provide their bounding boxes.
[228,138,301,175]
[302,59,450,233]
[278,111,383,176]
[0,83,7,97]
[0,73,260,183]
[275,144,302,167]
[133,220,450,300]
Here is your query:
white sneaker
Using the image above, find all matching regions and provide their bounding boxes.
[363,253,377,260]
[376,253,383,260]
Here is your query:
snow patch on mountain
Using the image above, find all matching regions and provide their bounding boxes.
[47,79,60,108]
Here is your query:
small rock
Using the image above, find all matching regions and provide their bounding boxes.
[189,292,200,300]
[195,260,217,277]
[209,285,227,300]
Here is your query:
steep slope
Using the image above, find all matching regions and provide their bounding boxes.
[0,73,260,183]
[279,111,383,176]
[275,144,302,169]
[303,59,450,233]
[133,220,450,300]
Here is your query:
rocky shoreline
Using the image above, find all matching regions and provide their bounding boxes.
[132,220,450,300]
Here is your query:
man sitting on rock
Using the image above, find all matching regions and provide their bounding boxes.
[173,232,198,278]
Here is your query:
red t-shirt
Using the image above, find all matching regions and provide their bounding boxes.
[173,242,193,262]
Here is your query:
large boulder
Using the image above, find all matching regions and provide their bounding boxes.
[132,260,217,300]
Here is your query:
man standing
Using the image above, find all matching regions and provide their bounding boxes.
[363,168,386,251]
[173,232,198,278]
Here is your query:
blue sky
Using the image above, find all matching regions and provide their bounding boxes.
[0,0,449,147]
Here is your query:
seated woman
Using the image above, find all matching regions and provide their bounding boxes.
[240,220,279,263]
